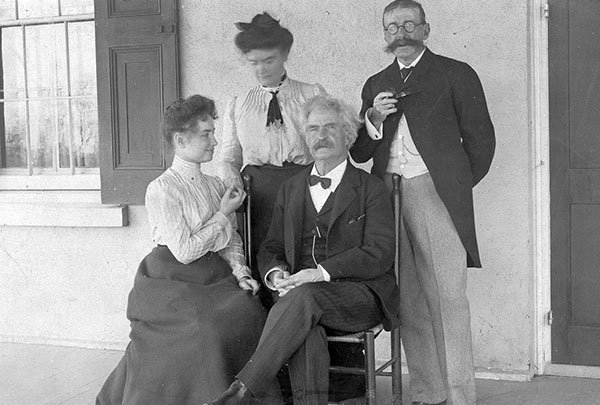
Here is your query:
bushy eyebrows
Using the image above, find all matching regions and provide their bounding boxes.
[307,122,339,129]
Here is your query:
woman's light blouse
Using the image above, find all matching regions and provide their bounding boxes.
[217,77,326,187]
[145,155,251,281]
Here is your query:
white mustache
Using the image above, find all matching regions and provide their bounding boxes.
[312,139,331,149]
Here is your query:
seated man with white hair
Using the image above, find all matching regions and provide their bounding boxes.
[207,95,400,405]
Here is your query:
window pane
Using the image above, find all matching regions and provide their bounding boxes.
[2,101,27,167]
[25,24,67,98]
[69,22,96,96]
[18,0,58,19]
[1,27,25,99]
[0,0,15,20]
[58,99,70,168]
[29,99,58,168]
[71,97,98,168]
[60,0,93,15]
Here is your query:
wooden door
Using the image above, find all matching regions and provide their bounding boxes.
[550,0,600,366]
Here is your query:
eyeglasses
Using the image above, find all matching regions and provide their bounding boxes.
[384,21,425,34]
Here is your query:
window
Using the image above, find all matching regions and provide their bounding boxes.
[0,0,177,227]
[0,0,97,182]
[0,0,178,204]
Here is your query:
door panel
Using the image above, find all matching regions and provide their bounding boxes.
[569,2,600,169]
[550,0,600,366]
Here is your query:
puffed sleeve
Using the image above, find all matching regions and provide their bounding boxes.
[145,179,235,265]
[217,96,244,188]
[217,214,252,281]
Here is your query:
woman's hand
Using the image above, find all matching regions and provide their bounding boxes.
[238,276,260,295]
[219,185,246,217]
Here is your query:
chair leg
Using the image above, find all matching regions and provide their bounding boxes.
[391,328,402,404]
[364,330,376,405]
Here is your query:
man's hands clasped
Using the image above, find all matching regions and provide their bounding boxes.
[268,268,324,297]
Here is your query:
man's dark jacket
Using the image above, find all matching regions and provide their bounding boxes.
[258,162,400,330]
[350,48,495,267]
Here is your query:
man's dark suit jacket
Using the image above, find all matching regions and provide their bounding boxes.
[350,48,495,268]
[258,162,400,330]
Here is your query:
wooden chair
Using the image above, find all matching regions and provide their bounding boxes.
[326,173,402,405]
[241,174,254,269]
[241,173,403,405]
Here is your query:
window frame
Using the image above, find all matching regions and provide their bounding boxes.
[0,11,98,190]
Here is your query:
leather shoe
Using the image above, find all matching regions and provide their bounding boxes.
[412,401,447,405]
[205,380,257,405]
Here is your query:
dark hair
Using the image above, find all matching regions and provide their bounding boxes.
[384,0,427,23]
[234,12,294,54]
[161,95,218,144]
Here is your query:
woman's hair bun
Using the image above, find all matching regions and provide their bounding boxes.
[249,12,280,30]
[234,12,293,54]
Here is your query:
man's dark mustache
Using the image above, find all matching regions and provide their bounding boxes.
[385,37,422,53]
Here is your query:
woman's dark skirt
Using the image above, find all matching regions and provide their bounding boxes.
[96,246,269,404]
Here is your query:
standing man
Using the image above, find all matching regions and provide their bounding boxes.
[350,1,495,405]
[207,95,400,405]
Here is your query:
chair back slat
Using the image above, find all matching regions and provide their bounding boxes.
[391,173,403,402]
[392,173,401,283]
[242,174,253,269]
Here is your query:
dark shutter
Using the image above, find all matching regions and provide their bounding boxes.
[96,0,179,205]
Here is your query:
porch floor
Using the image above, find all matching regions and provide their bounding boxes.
[1,342,599,404]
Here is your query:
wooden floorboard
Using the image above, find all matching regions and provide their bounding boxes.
[0,343,122,405]
[2,342,600,404]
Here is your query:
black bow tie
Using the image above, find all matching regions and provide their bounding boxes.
[309,175,332,189]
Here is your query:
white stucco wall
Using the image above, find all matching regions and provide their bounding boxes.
[0,1,533,375]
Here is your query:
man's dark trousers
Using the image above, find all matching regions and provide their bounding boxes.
[237,282,382,405]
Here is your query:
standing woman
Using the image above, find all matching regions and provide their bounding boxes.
[217,13,365,403]
[217,12,326,280]
[96,95,280,404]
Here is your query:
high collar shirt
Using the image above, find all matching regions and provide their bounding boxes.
[397,47,426,69]
[217,77,326,187]
[145,155,250,281]
[309,159,347,212]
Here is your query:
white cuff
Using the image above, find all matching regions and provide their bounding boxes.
[232,264,252,282]
[264,266,286,290]
[365,109,384,140]
[317,264,331,282]
[212,211,232,228]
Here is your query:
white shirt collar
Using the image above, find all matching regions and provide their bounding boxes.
[397,47,427,69]
[260,72,289,93]
[310,159,347,193]
[171,155,203,181]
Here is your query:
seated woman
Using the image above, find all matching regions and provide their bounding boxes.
[96,95,279,404]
